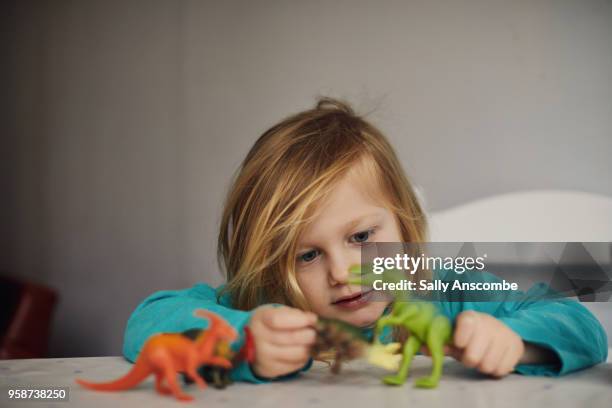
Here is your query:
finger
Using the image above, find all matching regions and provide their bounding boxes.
[262,307,317,330]
[276,346,312,365]
[259,342,312,365]
[267,308,318,329]
[453,311,479,349]
[268,328,317,347]
[461,329,490,368]
[478,338,507,375]
[493,343,520,378]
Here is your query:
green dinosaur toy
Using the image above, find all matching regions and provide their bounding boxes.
[349,264,453,389]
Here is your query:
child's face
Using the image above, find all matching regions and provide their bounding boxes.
[295,166,400,328]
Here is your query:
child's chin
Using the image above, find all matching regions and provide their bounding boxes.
[338,303,385,328]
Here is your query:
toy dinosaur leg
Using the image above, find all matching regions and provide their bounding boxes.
[212,368,226,389]
[221,369,233,388]
[154,372,172,395]
[163,367,194,402]
[415,315,452,389]
[376,315,402,333]
[147,349,193,400]
[383,335,421,386]
[372,315,401,345]
[185,367,207,391]
[186,351,208,390]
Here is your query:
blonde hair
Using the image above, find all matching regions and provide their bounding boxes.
[217,97,428,312]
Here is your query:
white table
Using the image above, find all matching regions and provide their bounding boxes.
[1,353,611,407]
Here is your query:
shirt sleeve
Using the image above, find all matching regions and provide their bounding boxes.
[122,283,310,383]
[435,269,608,376]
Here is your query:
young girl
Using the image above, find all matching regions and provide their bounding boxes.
[123,98,607,382]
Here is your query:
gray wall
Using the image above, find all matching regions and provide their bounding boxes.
[4,0,612,357]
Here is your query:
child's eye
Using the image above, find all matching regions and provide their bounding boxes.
[350,229,375,244]
[298,249,320,264]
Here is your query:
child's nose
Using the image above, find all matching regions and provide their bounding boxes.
[327,252,357,285]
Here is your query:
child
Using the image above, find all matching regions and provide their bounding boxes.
[123,98,607,382]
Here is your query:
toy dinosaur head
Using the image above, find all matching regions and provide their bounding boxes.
[193,309,238,343]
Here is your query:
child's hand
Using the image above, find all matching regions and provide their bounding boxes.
[444,311,525,378]
[249,305,318,379]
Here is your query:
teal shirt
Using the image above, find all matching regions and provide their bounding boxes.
[122,269,608,383]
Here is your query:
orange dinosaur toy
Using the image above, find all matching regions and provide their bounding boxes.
[76,309,240,402]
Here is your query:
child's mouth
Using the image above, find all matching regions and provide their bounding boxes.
[332,290,374,310]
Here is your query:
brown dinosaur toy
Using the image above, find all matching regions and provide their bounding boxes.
[311,317,370,374]
[76,309,239,402]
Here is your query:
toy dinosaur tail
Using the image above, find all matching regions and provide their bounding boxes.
[75,357,151,391]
